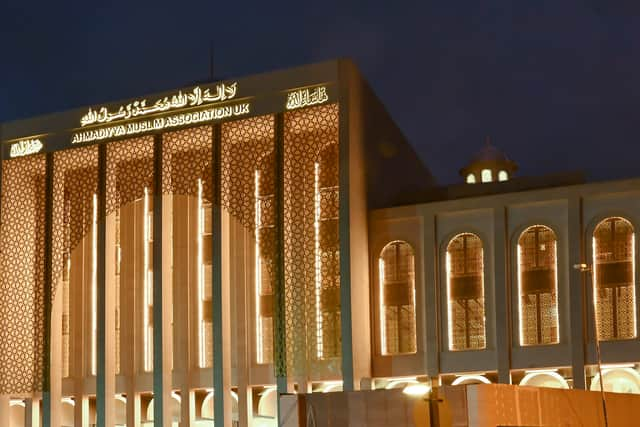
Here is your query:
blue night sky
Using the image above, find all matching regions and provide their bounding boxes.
[1,0,639,184]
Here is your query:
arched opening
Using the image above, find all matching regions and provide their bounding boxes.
[498,170,508,182]
[519,371,569,389]
[466,174,476,184]
[379,240,417,355]
[481,169,492,183]
[451,375,491,386]
[61,397,75,427]
[200,391,240,424]
[593,217,637,340]
[590,368,640,394]
[9,400,25,427]
[145,393,181,426]
[446,233,486,350]
[517,225,559,346]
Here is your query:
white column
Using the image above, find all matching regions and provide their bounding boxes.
[25,398,41,427]
[50,283,63,427]
[0,395,10,426]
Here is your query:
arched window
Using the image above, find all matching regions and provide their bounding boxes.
[379,241,417,355]
[593,217,637,340]
[498,170,508,182]
[466,174,476,184]
[481,169,492,183]
[446,233,486,350]
[517,225,559,346]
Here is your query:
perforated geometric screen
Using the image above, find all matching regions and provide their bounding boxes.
[284,104,340,377]
[446,233,486,351]
[106,136,155,372]
[379,241,417,355]
[0,155,47,394]
[52,146,99,378]
[593,217,637,340]
[220,116,275,365]
[162,126,214,368]
[518,225,559,346]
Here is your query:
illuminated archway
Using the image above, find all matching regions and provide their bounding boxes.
[379,240,417,355]
[517,225,559,346]
[590,368,640,394]
[519,371,569,389]
[451,374,491,386]
[446,233,486,350]
[593,217,637,340]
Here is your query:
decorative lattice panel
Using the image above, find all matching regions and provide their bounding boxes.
[162,126,213,201]
[284,104,340,377]
[106,136,155,216]
[379,241,417,355]
[52,146,99,378]
[447,233,486,351]
[593,217,636,340]
[0,155,47,394]
[107,136,155,372]
[221,116,275,364]
[163,126,214,368]
[518,225,559,346]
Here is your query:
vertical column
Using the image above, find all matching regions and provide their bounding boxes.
[50,268,62,427]
[97,141,115,427]
[424,212,440,377]
[43,153,54,427]
[494,207,511,383]
[25,398,41,427]
[273,114,288,396]
[0,395,9,426]
[212,125,232,427]
[568,196,586,389]
[152,134,172,426]
[338,98,355,392]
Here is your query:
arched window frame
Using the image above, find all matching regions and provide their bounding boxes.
[378,240,418,356]
[516,224,560,346]
[445,232,487,351]
[591,216,637,341]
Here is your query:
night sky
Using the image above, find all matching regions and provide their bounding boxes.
[1,1,639,185]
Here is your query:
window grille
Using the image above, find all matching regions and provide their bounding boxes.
[446,233,486,351]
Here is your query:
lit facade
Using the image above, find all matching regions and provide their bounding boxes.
[2,59,640,427]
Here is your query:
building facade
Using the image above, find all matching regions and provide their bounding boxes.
[1,59,639,427]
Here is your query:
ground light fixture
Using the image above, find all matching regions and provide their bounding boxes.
[402,378,452,427]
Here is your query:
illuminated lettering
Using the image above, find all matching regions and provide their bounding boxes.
[80,82,239,127]
[286,86,329,110]
[9,139,44,158]
[72,103,251,144]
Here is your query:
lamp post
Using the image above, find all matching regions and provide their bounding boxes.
[574,263,609,427]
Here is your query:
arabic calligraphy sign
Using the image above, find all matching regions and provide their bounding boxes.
[80,82,238,127]
[286,86,329,110]
[9,139,44,158]
[72,102,251,144]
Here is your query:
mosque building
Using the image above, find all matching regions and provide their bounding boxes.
[1,59,639,427]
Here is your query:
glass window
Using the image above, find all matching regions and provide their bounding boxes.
[446,233,486,350]
[379,241,417,355]
[481,169,492,183]
[466,174,476,184]
[593,217,636,340]
[498,170,508,182]
[517,225,559,346]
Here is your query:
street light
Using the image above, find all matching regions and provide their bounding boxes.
[573,262,609,427]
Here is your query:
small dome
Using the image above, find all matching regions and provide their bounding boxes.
[471,143,511,164]
[459,136,518,184]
